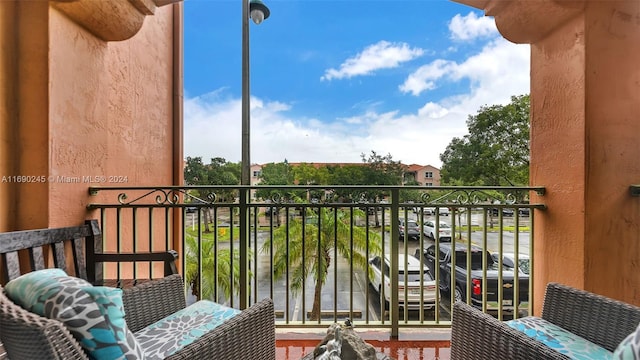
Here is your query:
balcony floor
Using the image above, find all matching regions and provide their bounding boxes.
[276,329,451,360]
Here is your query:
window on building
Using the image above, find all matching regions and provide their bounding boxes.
[425,183,433,187]
[425,171,433,178]
[253,170,261,177]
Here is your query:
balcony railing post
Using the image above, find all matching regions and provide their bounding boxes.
[239,187,249,310]
[390,188,400,338]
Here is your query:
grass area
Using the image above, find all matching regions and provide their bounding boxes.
[185,226,234,242]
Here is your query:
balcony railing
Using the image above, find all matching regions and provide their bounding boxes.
[88,185,545,336]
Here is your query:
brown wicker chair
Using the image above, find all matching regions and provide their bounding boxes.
[0,221,276,360]
[450,282,640,360]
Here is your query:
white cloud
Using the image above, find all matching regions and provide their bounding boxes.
[449,12,498,41]
[400,37,529,97]
[321,41,424,81]
[399,59,455,96]
[185,23,529,168]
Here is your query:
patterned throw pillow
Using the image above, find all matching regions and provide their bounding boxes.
[4,269,144,360]
[613,322,640,360]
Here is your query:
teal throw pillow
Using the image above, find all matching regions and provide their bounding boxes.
[4,269,144,360]
[613,322,640,360]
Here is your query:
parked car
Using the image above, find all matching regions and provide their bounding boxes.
[490,207,515,217]
[498,253,530,275]
[415,243,529,313]
[423,220,452,242]
[517,208,530,217]
[368,254,438,310]
[413,206,435,216]
[398,219,421,240]
[437,207,450,216]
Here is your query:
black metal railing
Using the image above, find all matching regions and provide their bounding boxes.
[88,185,545,336]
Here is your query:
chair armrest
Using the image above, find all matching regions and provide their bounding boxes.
[0,288,89,360]
[451,301,567,360]
[542,282,640,351]
[121,274,187,333]
[165,298,276,360]
[93,250,179,277]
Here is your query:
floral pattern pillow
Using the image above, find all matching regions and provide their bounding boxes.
[613,322,640,360]
[4,269,144,359]
[506,316,612,360]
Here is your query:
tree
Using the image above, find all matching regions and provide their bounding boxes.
[292,163,330,200]
[255,160,303,201]
[361,151,404,186]
[440,94,530,186]
[361,151,404,225]
[184,233,251,302]
[184,156,240,232]
[262,207,381,320]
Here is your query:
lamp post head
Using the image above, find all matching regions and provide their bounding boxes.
[249,0,270,24]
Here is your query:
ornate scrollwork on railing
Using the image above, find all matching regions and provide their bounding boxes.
[115,189,181,205]
[416,188,528,206]
[97,188,218,206]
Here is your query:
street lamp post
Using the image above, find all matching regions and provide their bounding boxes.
[241,0,270,186]
[240,0,269,310]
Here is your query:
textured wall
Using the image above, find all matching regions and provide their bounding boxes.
[48,6,175,227]
[0,2,180,234]
[530,14,588,309]
[531,0,640,309]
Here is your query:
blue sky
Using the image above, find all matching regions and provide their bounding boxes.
[183,0,530,168]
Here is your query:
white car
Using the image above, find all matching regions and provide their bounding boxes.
[368,254,438,311]
[423,220,452,241]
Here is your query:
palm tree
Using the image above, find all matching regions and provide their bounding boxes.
[185,233,251,303]
[262,207,381,320]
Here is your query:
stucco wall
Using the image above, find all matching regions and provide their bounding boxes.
[530,1,640,308]
[0,1,18,231]
[48,5,175,227]
[0,1,180,239]
[530,14,588,306]
[582,1,640,301]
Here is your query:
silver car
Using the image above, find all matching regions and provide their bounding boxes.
[368,254,438,310]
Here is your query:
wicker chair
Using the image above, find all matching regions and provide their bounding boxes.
[0,221,276,360]
[450,282,640,360]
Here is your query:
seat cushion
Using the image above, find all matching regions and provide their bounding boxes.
[4,269,144,359]
[506,316,612,360]
[135,300,241,359]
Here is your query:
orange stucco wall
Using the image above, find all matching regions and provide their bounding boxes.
[529,12,588,308]
[0,1,18,232]
[532,0,640,309]
[48,5,175,227]
[0,1,182,242]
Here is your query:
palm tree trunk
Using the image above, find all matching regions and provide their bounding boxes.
[309,252,331,321]
[203,208,212,233]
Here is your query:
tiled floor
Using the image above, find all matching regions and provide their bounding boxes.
[275,330,451,360]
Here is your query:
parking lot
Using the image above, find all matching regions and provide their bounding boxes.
[202,208,530,322]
